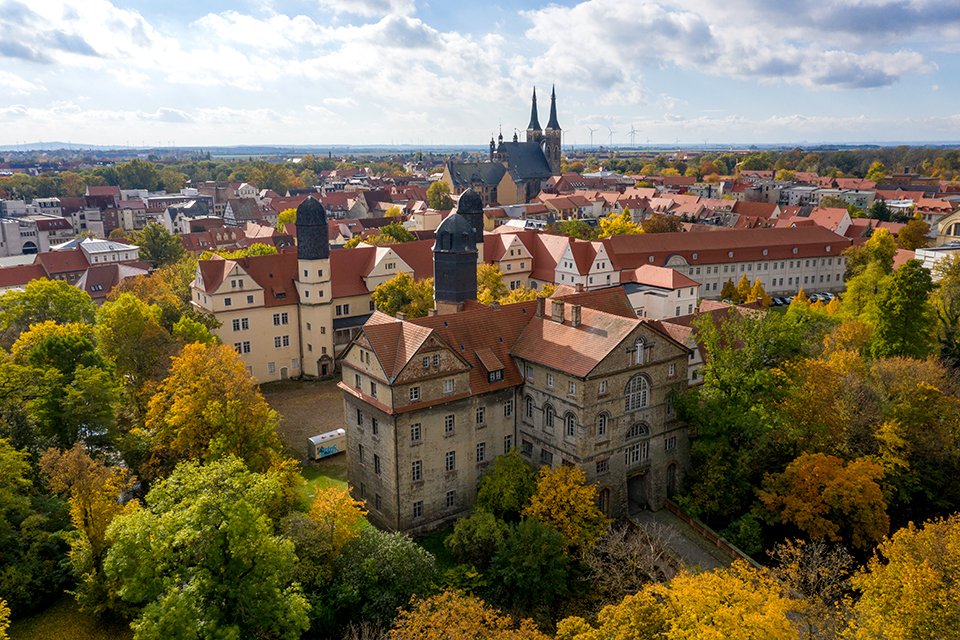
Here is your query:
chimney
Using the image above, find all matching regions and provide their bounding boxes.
[491,301,500,310]
[575,283,584,293]
[571,304,581,328]
[428,309,438,316]
[396,312,407,321]
[551,300,565,324]
[536,296,545,318]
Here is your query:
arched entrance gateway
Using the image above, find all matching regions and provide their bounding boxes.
[627,472,650,512]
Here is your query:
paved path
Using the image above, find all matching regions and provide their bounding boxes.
[631,508,734,572]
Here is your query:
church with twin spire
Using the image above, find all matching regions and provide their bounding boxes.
[441,87,562,206]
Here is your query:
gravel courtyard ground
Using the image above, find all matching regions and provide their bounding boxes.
[262,378,348,460]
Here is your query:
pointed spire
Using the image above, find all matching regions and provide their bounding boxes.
[527,87,541,132]
[546,85,561,130]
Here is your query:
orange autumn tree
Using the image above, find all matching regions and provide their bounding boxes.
[759,452,889,550]
[388,590,547,640]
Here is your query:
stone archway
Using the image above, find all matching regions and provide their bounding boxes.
[628,472,649,512]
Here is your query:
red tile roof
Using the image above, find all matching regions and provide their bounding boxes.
[622,264,700,290]
[0,264,47,289]
[35,249,89,274]
[35,218,73,232]
[550,285,637,318]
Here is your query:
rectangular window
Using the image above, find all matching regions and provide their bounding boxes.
[247,294,254,304]
[411,423,421,442]
[374,454,381,475]
[236,341,250,354]
[267,362,276,374]
[411,460,422,482]
[665,436,677,450]
[521,440,533,457]
[597,459,609,475]
[274,336,289,348]
[504,435,513,452]
[444,379,454,395]
[568,381,576,395]
[292,358,299,370]
[232,318,241,331]
[446,490,456,508]
[477,442,486,463]
[540,449,553,465]
[445,451,456,472]
[445,415,455,434]
[273,312,289,326]
[599,380,607,396]
[409,387,420,402]
[526,365,533,379]
[413,501,423,519]
[358,443,364,464]
[504,400,513,417]
[355,374,361,389]
[547,373,554,387]
[356,408,363,426]
[372,417,379,435]
[669,363,676,376]
[422,357,429,368]
[626,442,649,465]
[375,494,381,513]
[224,297,232,307]
[370,382,377,399]
[433,354,440,366]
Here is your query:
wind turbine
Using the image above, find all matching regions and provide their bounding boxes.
[629,125,638,146]
[702,138,709,149]
[587,126,598,148]
[607,126,617,147]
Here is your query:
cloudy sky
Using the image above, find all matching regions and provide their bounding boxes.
[2,0,960,148]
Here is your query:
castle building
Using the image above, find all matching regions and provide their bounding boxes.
[339,190,691,534]
[442,87,562,206]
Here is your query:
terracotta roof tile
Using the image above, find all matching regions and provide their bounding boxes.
[0,264,47,289]
[622,264,700,290]
[36,249,89,274]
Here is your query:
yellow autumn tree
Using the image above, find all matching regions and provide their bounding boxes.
[824,320,873,355]
[851,514,960,640]
[308,485,368,554]
[598,209,642,238]
[556,589,665,640]
[522,465,609,552]
[0,599,8,640]
[654,561,798,639]
[500,283,556,305]
[748,278,772,307]
[477,263,508,305]
[10,321,94,363]
[388,590,547,640]
[734,274,752,304]
[143,342,284,477]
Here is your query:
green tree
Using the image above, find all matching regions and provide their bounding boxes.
[551,219,596,240]
[819,195,849,209]
[104,457,310,640]
[117,159,160,191]
[867,200,892,222]
[0,279,96,336]
[135,223,186,268]
[933,254,960,364]
[372,273,434,319]
[490,518,569,610]
[475,450,537,522]
[871,259,934,358]
[427,181,454,210]
[897,218,932,251]
[720,278,737,300]
[640,213,683,234]
[445,511,509,570]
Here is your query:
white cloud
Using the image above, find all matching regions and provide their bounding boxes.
[0,70,41,95]
[316,0,415,18]
[322,97,358,107]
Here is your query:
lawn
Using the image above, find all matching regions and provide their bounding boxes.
[8,595,132,640]
[297,456,349,500]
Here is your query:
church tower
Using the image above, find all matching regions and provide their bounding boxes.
[295,196,334,377]
[544,85,562,175]
[525,87,543,146]
[433,189,479,315]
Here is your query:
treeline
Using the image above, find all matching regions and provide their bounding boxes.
[0,154,415,201]
[572,146,960,181]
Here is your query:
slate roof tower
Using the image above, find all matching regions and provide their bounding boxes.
[433,189,480,314]
[544,85,562,175]
[295,196,334,376]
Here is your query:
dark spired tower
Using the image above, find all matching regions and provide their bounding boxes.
[544,85,562,175]
[296,196,329,260]
[526,87,543,146]
[456,187,484,248]
[433,192,479,315]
